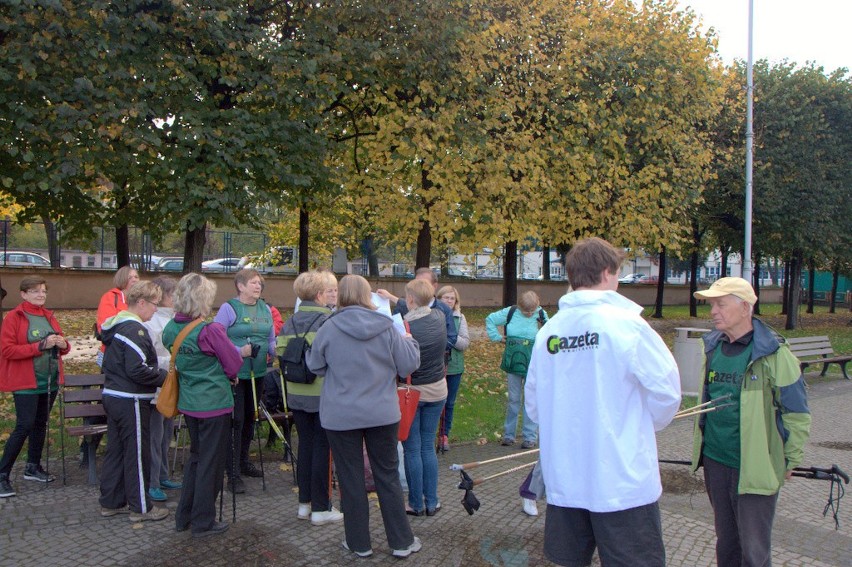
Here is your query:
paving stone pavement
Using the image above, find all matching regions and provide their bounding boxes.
[1,379,850,566]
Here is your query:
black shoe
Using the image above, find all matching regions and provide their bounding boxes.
[0,474,15,498]
[227,476,245,494]
[405,508,424,517]
[23,463,55,483]
[501,437,515,446]
[192,521,230,538]
[240,462,264,478]
[426,502,442,516]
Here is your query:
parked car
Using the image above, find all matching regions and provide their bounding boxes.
[0,251,54,268]
[637,275,660,284]
[201,257,242,273]
[618,273,645,284]
[238,246,297,274]
[155,257,184,272]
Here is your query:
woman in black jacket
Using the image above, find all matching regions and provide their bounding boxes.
[98,281,168,523]
[401,279,447,517]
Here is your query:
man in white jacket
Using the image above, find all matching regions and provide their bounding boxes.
[525,237,681,567]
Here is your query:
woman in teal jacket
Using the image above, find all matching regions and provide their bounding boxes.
[485,291,548,448]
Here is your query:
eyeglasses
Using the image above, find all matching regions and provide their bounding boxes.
[148,300,160,307]
[25,288,48,295]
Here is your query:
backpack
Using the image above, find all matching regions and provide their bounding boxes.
[279,313,323,384]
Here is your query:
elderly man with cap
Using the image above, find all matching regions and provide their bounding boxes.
[691,277,810,567]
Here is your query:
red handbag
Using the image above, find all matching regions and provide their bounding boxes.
[397,321,420,441]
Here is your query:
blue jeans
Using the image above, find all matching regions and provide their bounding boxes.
[441,374,463,437]
[503,373,537,443]
[402,399,445,511]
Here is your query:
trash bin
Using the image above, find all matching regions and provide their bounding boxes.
[673,327,711,396]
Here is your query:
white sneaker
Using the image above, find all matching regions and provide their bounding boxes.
[522,498,539,517]
[297,503,311,520]
[391,536,422,558]
[311,507,344,526]
[342,539,373,557]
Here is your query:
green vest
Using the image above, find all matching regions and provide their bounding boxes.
[446,316,465,375]
[226,298,272,380]
[19,313,59,394]
[163,320,234,413]
[702,342,753,469]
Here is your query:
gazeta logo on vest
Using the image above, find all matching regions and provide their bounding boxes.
[546,331,600,354]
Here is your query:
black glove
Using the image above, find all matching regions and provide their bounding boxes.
[249,342,261,359]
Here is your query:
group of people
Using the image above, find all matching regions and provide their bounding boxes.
[0,238,812,565]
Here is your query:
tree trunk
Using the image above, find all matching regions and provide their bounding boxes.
[299,206,309,273]
[415,217,431,270]
[503,241,518,307]
[542,245,551,281]
[829,263,839,314]
[719,245,729,279]
[785,250,803,330]
[781,259,790,315]
[116,224,130,268]
[806,258,815,314]
[689,249,699,317]
[183,222,207,273]
[652,246,666,319]
[41,214,60,268]
[363,236,379,277]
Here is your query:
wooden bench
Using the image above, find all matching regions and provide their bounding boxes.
[60,374,108,485]
[786,336,850,380]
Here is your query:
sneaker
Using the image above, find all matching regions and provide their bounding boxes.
[129,507,170,522]
[240,462,264,478]
[192,521,230,538]
[100,505,129,517]
[148,487,167,502]
[297,503,311,520]
[440,435,450,452]
[160,479,182,490]
[23,463,55,483]
[342,539,373,558]
[227,476,245,494]
[0,474,16,498]
[426,502,442,517]
[521,440,537,449]
[522,498,539,517]
[311,507,343,526]
[392,536,423,558]
[500,437,515,446]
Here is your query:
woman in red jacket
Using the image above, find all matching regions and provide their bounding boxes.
[96,266,140,367]
[0,275,71,498]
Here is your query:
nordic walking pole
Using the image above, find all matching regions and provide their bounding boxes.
[44,342,58,490]
[673,394,732,418]
[250,364,266,491]
[450,448,539,471]
[467,461,537,486]
[674,402,736,420]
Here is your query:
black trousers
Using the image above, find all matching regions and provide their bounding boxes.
[230,379,262,476]
[98,395,153,514]
[292,409,331,511]
[704,456,778,567]
[176,414,230,533]
[326,423,414,554]
[0,391,58,476]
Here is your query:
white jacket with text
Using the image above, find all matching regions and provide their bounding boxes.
[525,290,681,513]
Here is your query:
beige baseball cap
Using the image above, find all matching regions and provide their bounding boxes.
[693,277,758,305]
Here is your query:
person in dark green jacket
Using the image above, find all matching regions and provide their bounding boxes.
[213,269,275,493]
[165,273,246,538]
[692,277,810,567]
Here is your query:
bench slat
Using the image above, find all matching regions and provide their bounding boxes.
[64,405,107,419]
[64,374,106,387]
[66,424,109,437]
[63,390,103,403]
[785,336,830,345]
[791,348,836,358]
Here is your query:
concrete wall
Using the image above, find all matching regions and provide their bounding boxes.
[0,268,783,311]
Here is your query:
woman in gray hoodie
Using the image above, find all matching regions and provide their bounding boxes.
[308,275,422,559]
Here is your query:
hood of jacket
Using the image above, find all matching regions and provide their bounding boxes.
[557,289,643,315]
[701,317,780,362]
[326,305,393,341]
[100,310,143,345]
